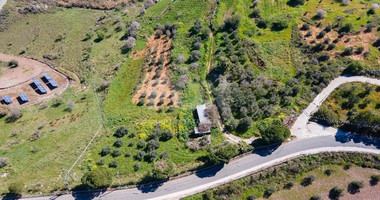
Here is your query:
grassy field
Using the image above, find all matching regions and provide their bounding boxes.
[184,153,380,200]
[0,88,103,194]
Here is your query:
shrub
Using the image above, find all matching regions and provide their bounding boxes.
[0,157,9,168]
[114,139,123,148]
[260,122,291,144]
[343,60,363,75]
[342,47,354,56]
[223,15,241,32]
[329,186,344,199]
[124,37,136,50]
[271,16,289,31]
[371,175,380,185]
[324,25,332,32]
[160,129,173,141]
[251,8,260,18]
[134,163,141,171]
[356,46,364,54]
[327,43,336,50]
[176,55,186,64]
[81,167,112,189]
[256,17,268,28]
[207,142,239,164]
[109,160,118,168]
[339,23,353,33]
[114,126,128,138]
[316,9,326,19]
[138,98,145,106]
[29,130,41,141]
[247,194,256,200]
[137,141,146,150]
[284,181,294,189]
[301,23,310,30]
[160,151,170,160]
[8,107,21,121]
[144,0,154,8]
[150,160,174,180]
[348,181,364,194]
[301,175,315,186]
[146,139,160,151]
[96,159,105,166]
[287,0,304,7]
[318,53,330,61]
[8,60,18,68]
[111,149,121,157]
[317,31,326,39]
[309,195,322,200]
[100,147,111,156]
[125,152,132,157]
[190,50,201,61]
[189,62,200,71]
[325,169,333,176]
[8,182,23,196]
[145,150,158,162]
[66,102,74,112]
[341,0,350,6]
[264,187,276,198]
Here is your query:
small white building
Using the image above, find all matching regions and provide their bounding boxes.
[194,104,211,134]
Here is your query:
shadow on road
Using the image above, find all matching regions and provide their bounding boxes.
[136,180,165,193]
[195,164,224,178]
[334,130,380,149]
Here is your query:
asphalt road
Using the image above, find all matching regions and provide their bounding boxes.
[25,134,380,200]
[0,0,6,10]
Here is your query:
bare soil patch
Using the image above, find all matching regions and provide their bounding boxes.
[39,0,130,10]
[0,53,70,107]
[132,34,179,109]
[299,25,380,62]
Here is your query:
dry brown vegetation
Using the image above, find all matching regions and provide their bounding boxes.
[299,24,379,62]
[132,34,179,109]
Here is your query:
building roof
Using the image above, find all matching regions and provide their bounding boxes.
[196,104,208,124]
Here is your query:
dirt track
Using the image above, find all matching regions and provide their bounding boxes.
[0,53,70,107]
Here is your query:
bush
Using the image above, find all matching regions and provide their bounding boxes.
[324,25,332,32]
[124,36,136,50]
[341,0,350,6]
[114,126,128,138]
[329,186,344,199]
[146,139,160,151]
[284,181,294,189]
[66,102,74,112]
[325,169,333,176]
[137,140,146,149]
[0,157,9,168]
[309,195,322,200]
[150,160,174,180]
[160,151,170,160]
[145,150,158,162]
[100,147,111,156]
[260,122,291,144]
[29,130,41,141]
[111,149,121,157]
[176,55,186,64]
[134,163,141,171]
[8,107,21,121]
[190,50,201,61]
[223,15,241,32]
[81,167,113,189]
[8,182,23,196]
[251,8,260,18]
[318,53,330,61]
[160,129,173,141]
[136,150,145,161]
[301,175,315,186]
[109,160,118,168]
[339,23,353,33]
[287,0,304,7]
[317,31,326,39]
[343,60,364,75]
[247,194,256,200]
[264,186,276,198]
[271,16,289,31]
[189,62,199,71]
[371,175,380,185]
[342,47,354,56]
[327,43,336,50]
[207,142,239,164]
[301,23,310,30]
[348,181,364,194]
[316,9,326,19]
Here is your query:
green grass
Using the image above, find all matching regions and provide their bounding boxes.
[0,88,103,194]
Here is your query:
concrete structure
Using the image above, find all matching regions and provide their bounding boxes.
[194,104,211,134]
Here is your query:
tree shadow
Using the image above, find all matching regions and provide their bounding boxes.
[1,193,22,200]
[136,176,166,193]
[334,130,380,149]
[251,140,281,157]
[195,163,224,178]
[71,185,107,200]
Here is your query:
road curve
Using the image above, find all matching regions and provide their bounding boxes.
[0,0,6,10]
[291,76,380,139]
[24,135,380,200]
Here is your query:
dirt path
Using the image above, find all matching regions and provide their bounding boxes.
[0,53,70,107]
